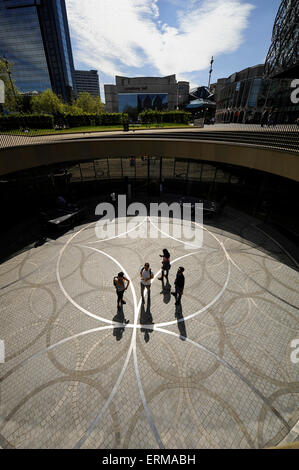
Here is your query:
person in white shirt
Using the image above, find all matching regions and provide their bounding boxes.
[140,263,154,303]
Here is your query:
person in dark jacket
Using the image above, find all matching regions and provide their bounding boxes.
[172,267,185,305]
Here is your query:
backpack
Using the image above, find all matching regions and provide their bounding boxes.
[140,267,153,278]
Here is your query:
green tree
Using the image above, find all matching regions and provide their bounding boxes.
[75,92,104,113]
[31,89,63,114]
[62,103,83,114]
[0,58,20,113]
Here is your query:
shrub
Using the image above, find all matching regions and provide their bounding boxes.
[0,112,128,130]
[61,112,127,128]
[0,113,54,131]
[139,110,191,124]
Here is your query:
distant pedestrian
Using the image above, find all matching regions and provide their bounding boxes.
[267,109,275,127]
[113,272,130,309]
[140,263,154,303]
[260,109,268,128]
[172,267,185,305]
[158,249,171,281]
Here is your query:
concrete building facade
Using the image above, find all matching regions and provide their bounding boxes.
[215,65,265,123]
[216,64,299,124]
[104,75,189,114]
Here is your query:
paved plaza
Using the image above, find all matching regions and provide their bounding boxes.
[0,212,298,449]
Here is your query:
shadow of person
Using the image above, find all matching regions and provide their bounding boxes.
[113,306,129,342]
[175,302,187,341]
[140,299,154,343]
[160,277,171,304]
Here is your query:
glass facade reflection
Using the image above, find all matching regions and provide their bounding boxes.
[118,93,168,113]
[0,0,76,100]
[247,79,262,108]
[0,0,51,92]
[2,156,298,246]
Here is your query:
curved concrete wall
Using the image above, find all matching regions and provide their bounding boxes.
[0,138,298,181]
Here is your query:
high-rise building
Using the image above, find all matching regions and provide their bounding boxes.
[265,0,299,78]
[75,70,100,97]
[0,0,77,101]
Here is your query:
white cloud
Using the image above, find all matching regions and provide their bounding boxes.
[66,0,254,83]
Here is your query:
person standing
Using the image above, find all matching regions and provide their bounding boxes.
[172,267,185,305]
[267,109,274,127]
[260,109,268,128]
[113,272,130,309]
[140,263,154,303]
[158,249,171,281]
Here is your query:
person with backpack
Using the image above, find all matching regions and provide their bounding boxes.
[113,272,130,309]
[158,249,171,281]
[140,263,154,303]
[172,267,185,305]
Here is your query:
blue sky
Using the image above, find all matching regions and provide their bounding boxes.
[65,0,281,99]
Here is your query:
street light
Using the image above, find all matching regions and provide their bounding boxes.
[208,56,214,90]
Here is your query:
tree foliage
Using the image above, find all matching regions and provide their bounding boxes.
[31,89,64,114]
[0,58,20,112]
[74,92,104,113]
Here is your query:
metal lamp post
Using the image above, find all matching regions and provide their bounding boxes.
[208,56,214,90]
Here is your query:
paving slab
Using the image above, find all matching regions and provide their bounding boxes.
[0,215,298,449]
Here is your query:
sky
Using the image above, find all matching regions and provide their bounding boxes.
[65,0,282,101]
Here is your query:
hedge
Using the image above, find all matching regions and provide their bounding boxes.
[0,112,128,130]
[58,112,127,128]
[0,114,54,131]
[0,111,190,130]
[139,110,192,124]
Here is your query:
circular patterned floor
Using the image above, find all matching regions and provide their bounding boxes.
[0,214,298,449]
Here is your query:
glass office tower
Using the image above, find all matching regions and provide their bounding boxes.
[0,0,77,100]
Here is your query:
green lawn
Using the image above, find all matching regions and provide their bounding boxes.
[1,122,191,136]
